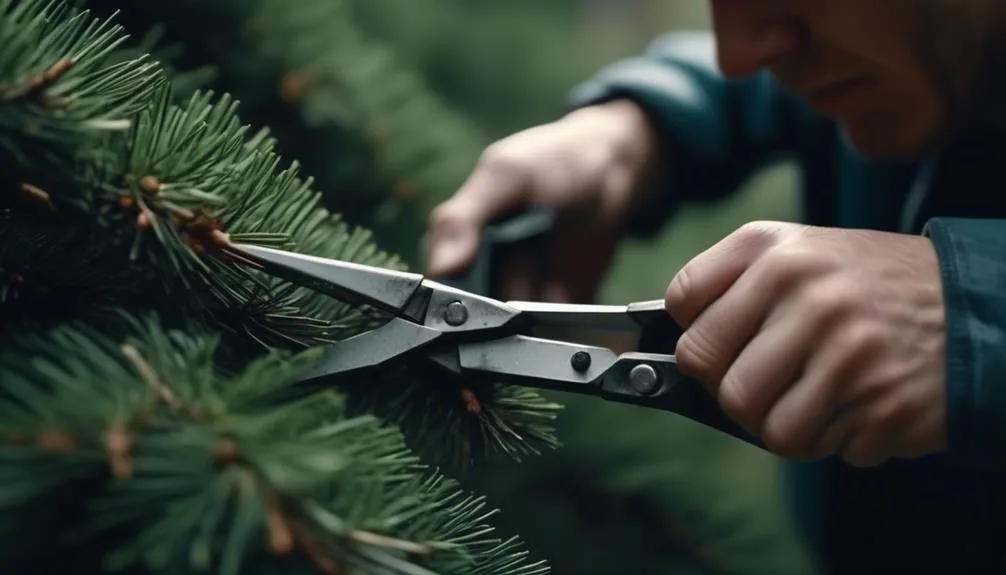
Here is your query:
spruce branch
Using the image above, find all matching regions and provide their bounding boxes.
[347,375,563,469]
[82,75,562,463]
[1,0,562,462]
[0,314,548,574]
[0,10,567,575]
[84,84,397,349]
[80,0,488,263]
[0,0,161,198]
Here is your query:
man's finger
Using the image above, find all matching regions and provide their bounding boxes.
[664,222,780,328]
[674,244,799,388]
[426,167,528,277]
[714,300,818,436]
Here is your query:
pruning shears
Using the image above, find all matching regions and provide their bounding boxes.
[223,209,764,450]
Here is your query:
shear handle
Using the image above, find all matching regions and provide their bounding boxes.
[454,334,764,450]
[597,352,764,449]
[436,208,556,296]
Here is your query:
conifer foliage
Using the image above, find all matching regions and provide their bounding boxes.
[82,0,489,265]
[0,3,555,573]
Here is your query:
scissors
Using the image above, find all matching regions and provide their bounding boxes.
[222,209,764,450]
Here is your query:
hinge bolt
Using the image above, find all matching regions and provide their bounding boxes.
[444,301,468,326]
[570,351,591,372]
[629,364,659,394]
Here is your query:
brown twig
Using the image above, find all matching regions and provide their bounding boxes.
[19,182,54,210]
[105,423,134,479]
[347,530,435,555]
[460,387,482,415]
[1,58,73,105]
[120,344,178,408]
[168,206,231,255]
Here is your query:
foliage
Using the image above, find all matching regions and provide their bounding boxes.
[83,0,489,265]
[0,2,556,572]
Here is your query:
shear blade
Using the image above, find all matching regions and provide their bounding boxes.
[231,243,424,316]
[294,317,444,383]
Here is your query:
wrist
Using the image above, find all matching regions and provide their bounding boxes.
[563,99,671,225]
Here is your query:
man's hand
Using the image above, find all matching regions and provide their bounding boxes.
[665,221,949,467]
[425,99,665,303]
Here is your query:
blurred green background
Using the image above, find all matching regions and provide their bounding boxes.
[348,1,814,573]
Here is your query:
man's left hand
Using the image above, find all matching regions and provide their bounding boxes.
[664,221,949,467]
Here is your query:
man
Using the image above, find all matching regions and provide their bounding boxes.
[426,2,1006,573]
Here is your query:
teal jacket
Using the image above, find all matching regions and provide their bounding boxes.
[568,31,1006,573]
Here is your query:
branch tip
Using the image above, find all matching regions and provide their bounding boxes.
[212,439,239,465]
[266,503,295,555]
[105,424,134,479]
[138,175,161,196]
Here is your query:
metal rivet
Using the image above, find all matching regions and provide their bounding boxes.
[570,351,591,372]
[629,364,659,394]
[444,301,468,326]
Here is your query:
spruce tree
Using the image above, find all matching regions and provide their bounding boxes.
[0,2,559,573]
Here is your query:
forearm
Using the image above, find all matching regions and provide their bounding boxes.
[924,217,1006,465]
[565,31,809,238]
[558,98,672,232]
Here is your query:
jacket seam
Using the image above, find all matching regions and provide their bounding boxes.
[924,219,977,462]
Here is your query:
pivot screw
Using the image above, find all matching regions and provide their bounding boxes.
[629,364,659,395]
[444,301,468,326]
[570,351,591,372]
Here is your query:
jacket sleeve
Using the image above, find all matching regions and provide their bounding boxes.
[923,217,1006,465]
[566,31,810,237]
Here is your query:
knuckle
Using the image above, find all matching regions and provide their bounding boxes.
[664,267,692,314]
[760,415,804,458]
[764,246,820,281]
[834,320,884,361]
[735,220,782,244]
[717,375,757,430]
[478,141,526,174]
[802,279,865,324]
[428,202,458,229]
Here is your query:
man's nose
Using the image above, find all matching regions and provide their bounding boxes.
[710,0,799,78]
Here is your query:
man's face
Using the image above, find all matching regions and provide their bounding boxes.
[708,0,998,159]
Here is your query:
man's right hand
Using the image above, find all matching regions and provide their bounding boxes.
[425,99,666,303]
